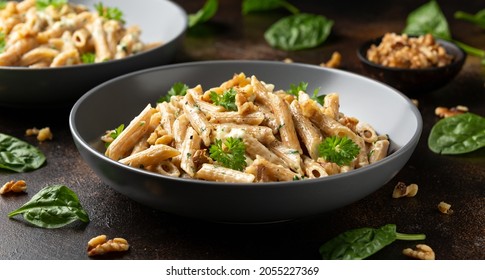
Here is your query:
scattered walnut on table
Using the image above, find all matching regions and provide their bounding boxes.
[435,105,469,118]
[438,201,453,214]
[392,181,419,198]
[87,235,130,257]
[402,244,436,260]
[0,180,27,194]
[320,51,342,68]
[25,127,53,142]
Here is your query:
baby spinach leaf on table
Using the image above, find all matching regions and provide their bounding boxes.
[242,0,299,15]
[0,133,46,172]
[264,13,334,51]
[188,0,218,28]
[402,0,451,40]
[428,113,485,155]
[8,185,90,229]
[319,224,426,260]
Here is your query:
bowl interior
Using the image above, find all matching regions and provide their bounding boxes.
[357,35,466,94]
[70,61,423,222]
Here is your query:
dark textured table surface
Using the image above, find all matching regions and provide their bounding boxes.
[1,0,484,260]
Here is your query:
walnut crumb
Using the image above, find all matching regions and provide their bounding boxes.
[438,201,453,214]
[403,244,435,260]
[435,105,468,118]
[392,182,418,198]
[26,127,53,141]
[320,51,342,68]
[0,180,27,194]
[87,235,130,257]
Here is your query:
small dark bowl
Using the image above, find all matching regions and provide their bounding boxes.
[357,35,466,95]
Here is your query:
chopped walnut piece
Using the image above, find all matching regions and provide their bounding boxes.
[438,201,453,214]
[435,105,469,118]
[320,51,342,68]
[87,235,130,257]
[403,244,435,260]
[26,127,53,141]
[392,182,419,198]
[411,99,419,107]
[283,58,293,63]
[0,180,27,194]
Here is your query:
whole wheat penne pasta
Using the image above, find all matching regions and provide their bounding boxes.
[208,111,265,126]
[241,134,287,167]
[182,92,213,147]
[302,156,329,179]
[246,156,299,182]
[0,37,37,66]
[195,163,255,183]
[356,122,379,143]
[215,124,275,145]
[270,94,302,154]
[119,144,180,168]
[289,100,322,159]
[180,127,202,177]
[322,92,340,120]
[106,104,156,160]
[146,160,181,178]
[269,140,304,175]
[19,47,59,66]
[368,139,390,164]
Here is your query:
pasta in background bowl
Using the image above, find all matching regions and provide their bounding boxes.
[0,0,187,107]
[70,60,423,223]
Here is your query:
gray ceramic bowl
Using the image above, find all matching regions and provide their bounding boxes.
[0,0,186,107]
[70,60,422,223]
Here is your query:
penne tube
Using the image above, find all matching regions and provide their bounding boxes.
[195,163,255,183]
[241,134,287,167]
[270,94,302,154]
[368,139,390,164]
[269,140,304,175]
[302,156,328,179]
[180,127,202,177]
[119,144,180,168]
[182,92,213,147]
[215,124,275,145]
[289,100,322,159]
[246,156,299,182]
[208,111,265,126]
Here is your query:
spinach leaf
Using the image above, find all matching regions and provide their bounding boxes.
[8,185,90,229]
[0,133,46,172]
[242,0,299,15]
[455,9,485,30]
[403,0,451,40]
[428,113,485,155]
[319,224,426,260]
[264,13,333,51]
[188,0,218,28]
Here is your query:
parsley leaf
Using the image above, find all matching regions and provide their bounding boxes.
[0,31,5,53]
[105,124,124,148]
[36,0,67,10]
[210,88,237,111]
[95,2,125,23]
[209,137,247,171]
[0,1,7,9]
[318,136,360,166]
[158,82,189,103]
[288,82,325,105]
[81,52,96,64]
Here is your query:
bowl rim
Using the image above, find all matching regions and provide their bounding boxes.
[69,60,423,189]
[357,34,467,73]
[0,0,188,72]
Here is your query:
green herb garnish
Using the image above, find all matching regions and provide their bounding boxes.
[81,52,96,64]
[36,0,67,10]
[242,0,299,15]
[428,113,485,155]
[8,185,90,229]
[0,1,7,10]
[188,0,218,28]
[318,136,360,166]
[210,88,237,111]
[158,82,189,103]
[319,224,426,260]
[209,137,247,171]
[264,13,333,51]
[0,133,46,173]
[95,2,125,23]
[0,31,5,53]
[105,124,124,148]
[455,9,485,30]
[288,82,324,105]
